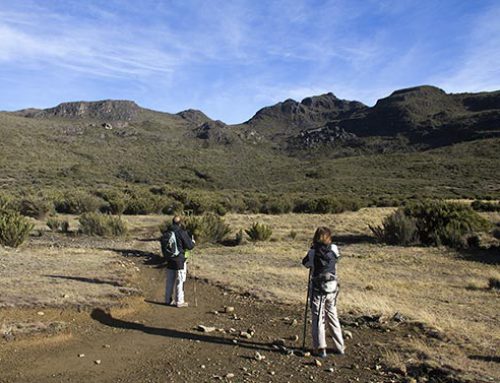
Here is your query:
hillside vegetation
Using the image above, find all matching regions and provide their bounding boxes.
[0,85,499,202]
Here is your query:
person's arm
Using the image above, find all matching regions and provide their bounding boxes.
[179,230,195,250]
[302,249,313,268]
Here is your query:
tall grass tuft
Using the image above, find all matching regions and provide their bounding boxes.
[19,197,53,219]
[245,222,273,241]
[79,213,128,237]
[369,209,418,245]
[184,213,231,244]
[0,210,34,248]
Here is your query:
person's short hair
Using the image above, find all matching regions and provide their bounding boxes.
[172,215,182,225]
[313,226,332,246]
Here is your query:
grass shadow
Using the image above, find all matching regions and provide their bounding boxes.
[102,248,165,266]
[456,247,500,265]
[45,275,124,287]
[334,234,376,245]
[91,308,280,353]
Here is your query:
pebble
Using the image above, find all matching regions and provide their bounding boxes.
[240,331,252,339]
[254,352,265,361]
[224,306,235,313]
[103,344,111,348]
[78,354,85,358]
[326,367,334,373]
[290,319,298,326]
[94,360,101,365]
[225,373,235,379]
[37,312,44,316]
[314,359,322,367]
[197,325,216,333]
[290,335,299,342]
[344,330,353,339]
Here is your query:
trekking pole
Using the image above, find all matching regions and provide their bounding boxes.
[192,256,198,308]
[302,268,312,351]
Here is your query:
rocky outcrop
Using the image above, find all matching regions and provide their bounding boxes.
[18,100,141,121]
[177,109,212,126]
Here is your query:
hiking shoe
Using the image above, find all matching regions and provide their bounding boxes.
[314,349,327,358]
[176,302,189,308]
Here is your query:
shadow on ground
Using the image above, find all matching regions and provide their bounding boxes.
[45,275,125,287]
[457,247,500,265]
[91,308,282,354]
[334,234,376,245]
[103,248,165,266]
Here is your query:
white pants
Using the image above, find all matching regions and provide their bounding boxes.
[165,264,187,305]
[310,289,345,352]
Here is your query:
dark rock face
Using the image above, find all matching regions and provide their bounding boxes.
[291,124,359,149]
[21,100,141,121]
[246,93,368,133]
[193,120,233,145]
[247,85,500,150]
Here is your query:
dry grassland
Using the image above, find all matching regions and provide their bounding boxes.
[173,209,499,378]
[0,246,139,309]
[1,208,498,379]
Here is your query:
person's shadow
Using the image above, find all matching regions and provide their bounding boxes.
[91,308,281,353]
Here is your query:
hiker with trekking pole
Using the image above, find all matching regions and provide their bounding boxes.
[161,215,195,308]
[302,226,345,358]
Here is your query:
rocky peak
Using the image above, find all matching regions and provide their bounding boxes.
[177,109,212,126]
[38,100,140,121]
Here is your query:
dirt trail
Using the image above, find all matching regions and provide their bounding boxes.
[0,247,404,383]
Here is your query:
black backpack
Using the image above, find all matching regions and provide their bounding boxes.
[160,230,180,258]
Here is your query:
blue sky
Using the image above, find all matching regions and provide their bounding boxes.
[0,0,499,123]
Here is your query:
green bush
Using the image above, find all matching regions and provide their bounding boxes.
[79,213,128,237]
[0,210,34,247]
[97,190,128,215]
[246,222,273,241]
[55,192,102,214]
[370,209,419,246]
[471,200,500,212]
[46,217,69,233]
[123,192,163,215]
[405,200,490,248]
[488,277,500,290]
[493,226,500,240]
[18,197,53,219]
[370,201,491,248]
[184,213,231,244]
[260,197,292,214]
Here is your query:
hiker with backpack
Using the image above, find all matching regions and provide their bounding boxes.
[302,226,345,357]
[161,215,195,308]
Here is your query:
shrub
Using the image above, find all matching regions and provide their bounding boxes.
[184,213,231,244]
[371,201,491,248]
[370,209,419,245]
[46,217,69,233]
[79,213,128,237]
[246,222,273,241]
[18,197,53,219]
[0,210,34,247]
[404,200,491,248]
[289,230,298,240]
[55,192,102,214]
[97,190,128,215]
[260,197,292,214]
[471,200,500,212]
[123,192,163,215]
[234,229,244,245]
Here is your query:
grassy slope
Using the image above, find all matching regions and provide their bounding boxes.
[0,111,499,199]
